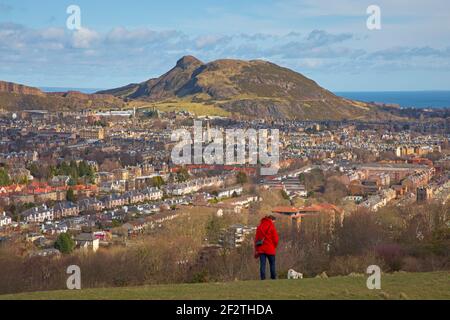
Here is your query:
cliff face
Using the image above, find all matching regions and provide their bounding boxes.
[0,81,45,96]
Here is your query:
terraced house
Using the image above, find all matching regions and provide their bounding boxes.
[142,187,163,201]
[0,211,12,227]
[53,201,80,219]
[164,176,224,196]
[21,205,54,223]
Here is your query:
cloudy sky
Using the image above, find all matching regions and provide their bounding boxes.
[0,0,449,91]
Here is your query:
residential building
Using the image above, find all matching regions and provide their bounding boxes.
[217,186,243,199]
[53,201,80,219]
[0,211,12,227]
[74,233,100,252]
[219,224,256,248]
[21,205,54,223]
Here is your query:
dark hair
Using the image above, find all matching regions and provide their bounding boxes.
[267,215,277,221]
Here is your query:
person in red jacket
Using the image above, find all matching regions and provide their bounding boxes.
[254,215,279,280]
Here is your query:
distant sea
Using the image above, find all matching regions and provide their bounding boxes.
[40,87,103,94]
[335,91,450,109]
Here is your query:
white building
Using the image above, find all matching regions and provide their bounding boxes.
[0,211,12,227]
[21,205,54,223]
[75,233,100,252]
[142,187,164,201]
[164,177,224,196]
[217,186,243,199]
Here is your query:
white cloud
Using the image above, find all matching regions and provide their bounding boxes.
[299,58,324,68]
[39,27,65,41]
[195,35,231,49]
[0,22,448,88]
[71,27,100,49]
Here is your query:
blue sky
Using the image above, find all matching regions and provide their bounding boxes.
[1,0,449,91]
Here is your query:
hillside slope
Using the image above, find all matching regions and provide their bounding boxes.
[0,81,125,111]
[98,56,385,120]
[1,272,448,300]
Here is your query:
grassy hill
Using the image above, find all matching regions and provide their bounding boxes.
[1,272,448,300]
[0,84,126,112]
[1,57,402,120]
[98,56,395,121]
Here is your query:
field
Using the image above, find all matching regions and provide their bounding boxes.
[126,99,231,117]
[1,272,448,300]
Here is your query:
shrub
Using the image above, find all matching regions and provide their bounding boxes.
[54,233,75,254]
[236,172,248,185]
[375,243,404,272]
[328,253,385,276]
[191,270,210,283]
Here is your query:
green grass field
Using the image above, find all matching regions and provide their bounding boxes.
[1,272,449,300]
[127,99,231,117]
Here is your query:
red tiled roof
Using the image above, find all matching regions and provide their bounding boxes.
[1,182,96,196]
[272,206,300,214]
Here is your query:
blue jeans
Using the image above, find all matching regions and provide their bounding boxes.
[259,254,276,280]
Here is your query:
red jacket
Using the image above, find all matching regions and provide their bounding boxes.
[254,217,279,256]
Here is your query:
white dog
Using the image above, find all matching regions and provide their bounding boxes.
[288,269,303,280]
